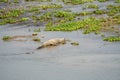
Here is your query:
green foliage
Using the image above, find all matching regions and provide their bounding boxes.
[71,42,79,46]
[25,0,51,2]
[27,3,62,13]
[39,3,62,10]
[39,12,52,22]
[33,28,41,32]
[13,0,19,3]
[45,17,101,34]
[98,0,108,2]
[107,5,120,16]
[0,9,24,19]
[0,17,29,25]
[54,10,75,21]
[20,18,29,21]
[85,4,98,9]
[77,11,93,16]
[0,0,8,2]
[93,9,105,14]
[27,7,40,12]
[32,33,38,36]
[63,0,94,5]
[2,36,11,41]
[115,0,120,3]
[103,36,120,42]
[32,38,41,42]
[46,22,53,27]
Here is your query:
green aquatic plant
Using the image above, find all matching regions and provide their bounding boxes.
[13,0,19,3]
[2,36,11,41]
[0,0,8,2]
[98,0,108,2]
[107,5,120,16]
[33,28,41,32]
[115,0,120,3]
[63,0,94,5]
[45,17,102,34]
[39,12,52,22]
[0,9,24,19]
[46,22,53,27]
[54,10,75,21]
[39,3,62,10]
[25,0,51,2]
[93,9,105,14]
[85,4,98,9]
[27,7,40,12]
[20,18,29,22]
[71,42,79,46]
[32,38,41,42]
[32,33,38,36]
[0,17,29,25]
[77,11,93,16]
[103,36,120,42]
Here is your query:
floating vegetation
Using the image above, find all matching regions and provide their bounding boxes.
[93,9,105,14]
[33,28,41,32]
[27,3,62,12]
[40,3,62,10]
[107,5,120,16]
[2,36,11,41]
[84,4,98,9]
[46,22,53,27]
[32,33,38,36]
[25,0,51,2]
[62,0,94,5]
[71,42,79,46]
[0,8,26,25]
[13,0,19,3]
[38,10,76,25]
[39,12,52,22]
[0,0,19,3]
[0,17,29,25]
[32,38,41,42]
[77,11,93,16]
[115,0,120,3]
[98,0,109,2]
[0,9,24,19]
[27,7,40,12]
[54,10,75,21]
[0,0,8,2]
[103,36,120,42]
[45,17,101,34]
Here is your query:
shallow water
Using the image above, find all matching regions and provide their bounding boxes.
[0,25,120,80]
[0,0,120,80]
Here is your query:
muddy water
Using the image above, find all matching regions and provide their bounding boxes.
[0,25,120,80]
[0,1,120,80]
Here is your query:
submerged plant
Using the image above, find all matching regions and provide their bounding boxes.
[115,0,120,3]
[103,36,120,42]
[85,4,98,9]
[71,42,79,46]
[0,9,24,19]
[2,36,11,41]
[98,0,109,2]
[33,28,41,32]
[63,0,94,5]
[93,9,105,14]
[107,5,120,16]
[32,38,41,42]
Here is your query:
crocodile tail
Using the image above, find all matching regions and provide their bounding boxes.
[37,45,44,49]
